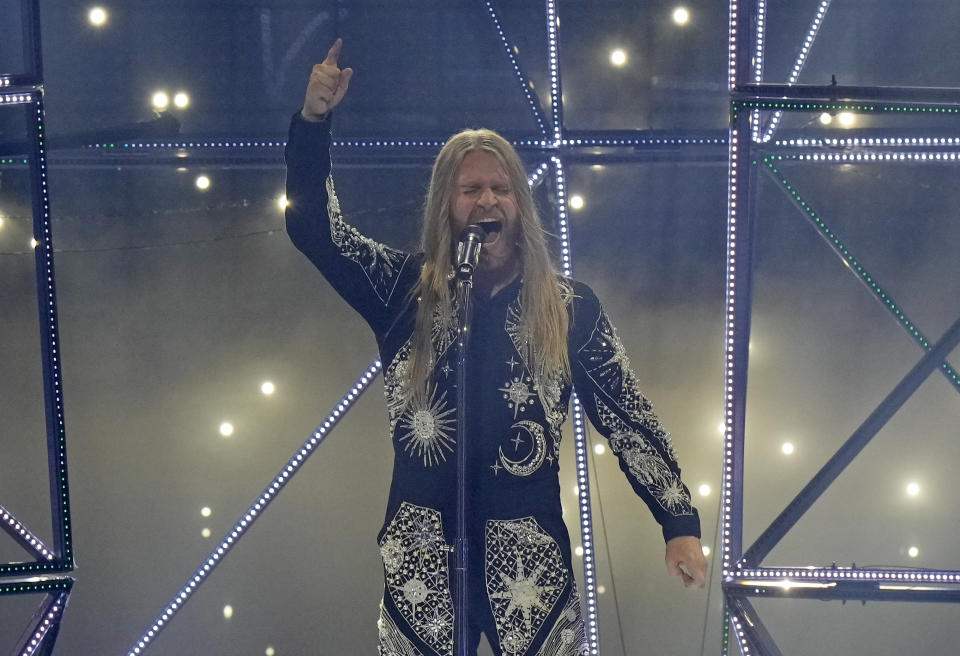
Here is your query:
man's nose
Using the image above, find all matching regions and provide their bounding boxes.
[477,187,497,207]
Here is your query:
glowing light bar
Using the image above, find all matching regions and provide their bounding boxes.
[777,151,960,162]
[775,136,960,148]
[561,136,725,146]
[761,0,833,142]
[546,0,563,145]
[126,360,383,656]
[749,0,767,142]
[737,579,837,590]
[480,0,549,137]
[0,504,55,561]
[735,568,960,583]
[0,93,34,104]
[19,592,69,656]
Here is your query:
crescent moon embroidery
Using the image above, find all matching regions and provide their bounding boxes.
[499,421,547,477]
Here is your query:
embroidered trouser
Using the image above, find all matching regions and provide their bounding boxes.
[376,502,587,655]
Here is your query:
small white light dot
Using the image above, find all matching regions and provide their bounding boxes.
[575,546,584,557]
[151,91,169,110]
[222,605,233,620]
[819,113,833,125]
[672,6,690,25]
[195,175,211,190]
[201,528,211,538]
[88,7,108,26]
[698,484,711,497]
[569,194,584,210]
[201,506,212,518]
[173,92,190,109]
[597,585,606,594]
[31,237,38,249]
[609,49,627,67]
[838,112,855,128]
[276,195,288,211]
[261,381,275,395]
[906,482,920,497]
[593,443,606,455]
[717,422,726,435]
[702,545,711,557]
[219,422,234,437]
[781,442,794,455]
[908,546,919,558]
[265,648,276,656]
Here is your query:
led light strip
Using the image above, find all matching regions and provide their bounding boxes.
[720,125,741,578]
[761,157,960,392]
[729,615,752,655]
[779,151,960,161]
[749,0,767,142]
[761,0,833,142]
[728,0,739,90]
[481,0,549,138]
[561,137,726,146]
[126,360,382,655]
[775,136,960,148]
[546,0,563,145]
[527,161,550,187]
[18,592,69,656]
[0,93,33,104]
[85,138,556,150]
[0,504,55,561]
[551,154,599,655]
[736,568,960,582]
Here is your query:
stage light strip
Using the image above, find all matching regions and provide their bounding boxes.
[729,614,752,655]
[561,136,726,146]
[775,136,960,148]
[749,0,767,142]
[761,157,960,392]
[546,0,563,145]
[19,591,69,656]
[0,504,55,562]
[776,151,960,162]
[736,568,960,583]
[551,154,599,655]
[0,93,33,104]
[481,0,550,138]
[126,360,382,656]
[727,0,740,90]
[527,161,550,187]
[761,0,833,142]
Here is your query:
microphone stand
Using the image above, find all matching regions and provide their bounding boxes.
[452,225,484,656]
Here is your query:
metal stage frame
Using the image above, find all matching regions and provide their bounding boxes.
[4,1,960,654]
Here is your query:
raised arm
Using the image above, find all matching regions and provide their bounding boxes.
[285,39,414,335]
[569,284,706,586]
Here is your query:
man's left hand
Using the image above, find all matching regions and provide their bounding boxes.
[665,536,708,589]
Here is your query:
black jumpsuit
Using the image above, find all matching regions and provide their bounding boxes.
[285,113,701,656]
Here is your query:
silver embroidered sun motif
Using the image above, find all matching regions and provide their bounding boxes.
[397,386,456,467]
[379,503,454,655]
[594,394,692,515]
[500,375,536,419]
[326,176,409,305]
[486,518,568,655]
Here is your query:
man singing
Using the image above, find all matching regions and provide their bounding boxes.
[285,39,707,656]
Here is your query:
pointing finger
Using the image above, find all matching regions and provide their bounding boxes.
[323,38,343,66]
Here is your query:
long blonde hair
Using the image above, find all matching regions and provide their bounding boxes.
[405,129,570,398]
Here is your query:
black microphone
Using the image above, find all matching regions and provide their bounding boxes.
[454,224,487,280]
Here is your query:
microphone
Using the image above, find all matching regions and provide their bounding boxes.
[454,224,487,280]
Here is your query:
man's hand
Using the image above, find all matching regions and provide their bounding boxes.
[665,536,708,589]
[301,38,354,122]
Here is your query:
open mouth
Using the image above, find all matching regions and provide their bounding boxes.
[474,220,503,244]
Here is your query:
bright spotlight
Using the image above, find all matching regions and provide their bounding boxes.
[30,237,38,249]
[261,381,275,395]
[597,585,606,594]
[609,49,627,67]
[265,648,276,656]
[223,605,234,620]
[569,194,584,210]
[574,546,584,557]
[718,422,726,435]
[819,113,833,125]
[0,215,4,229]
[593,443,606,455]
[276,195,289,211]
[151,91,169,110]
[201,527,211,538]
[88,7,108,26]
[219,421,234,437]
[781,442,795,455]
[195,175,211,190]
[837,112,855,127]
[698,484,711,497]
[908,546,919,558]
[702,545,711,556]
[672,7,690,25]
[173,92,190,109]
[201,506,212,518]
[906,482,920,497]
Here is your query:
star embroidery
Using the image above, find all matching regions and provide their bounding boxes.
[489,554,559,634]
[499,376,535,419]
[491,461,502,475]
[511,432,525,451]
[440,362,453,378]
[506,355,519,373]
